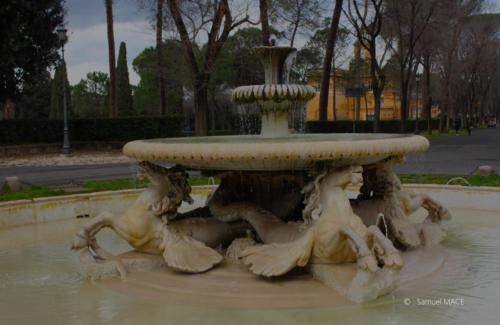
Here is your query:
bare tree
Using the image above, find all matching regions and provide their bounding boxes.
[384,0,436,133]
[433,0,483,132]
[270,0,324,47]
[167,0,254,135]
[416,19,439,135]
[345,0,388,132]
[456,14,499,125]
[105,0,117,117]
[318,0,344,121]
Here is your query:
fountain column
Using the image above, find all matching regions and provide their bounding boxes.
[257,47,296,137]
[232,47,315,138]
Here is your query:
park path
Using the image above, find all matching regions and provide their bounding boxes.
[1,127,498,187]
[395,127,500,175]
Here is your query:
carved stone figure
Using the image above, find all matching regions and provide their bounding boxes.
[239,165,403,278]
[72,162,249,277]
[352,157,451,248]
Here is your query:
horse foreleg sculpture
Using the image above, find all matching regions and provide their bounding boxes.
[72,162,247,278]
[353,157,451,248]
[239,165,403,302]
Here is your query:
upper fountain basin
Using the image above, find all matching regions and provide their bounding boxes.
[232,84,316,104]
[123,133,429,171]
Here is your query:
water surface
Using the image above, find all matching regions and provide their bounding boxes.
[1,208,499,324]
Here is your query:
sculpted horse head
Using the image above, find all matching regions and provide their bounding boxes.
[320,165,363,190]
[302,165,362,224]
[139,161,194,220]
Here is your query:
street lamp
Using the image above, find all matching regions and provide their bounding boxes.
[57,25,71,154]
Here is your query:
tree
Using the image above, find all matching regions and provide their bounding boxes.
[156,0,167,115]
[269,0,325,47]
[116,42,134,116]
[133,41,190,116]
[17,71,52,119]
[50,62,71,119]
[167,0,254,135]
[318,0,344,121]
[105,0,118,117]
[259,0,271,45]
[0,0,64,117]
[384,0,436,133]
[455,13,499,126]
[417,19,439,135]
[293,23,350,83]
[346,0,388,132]
[72,72,110,118]
[433,0,483,132]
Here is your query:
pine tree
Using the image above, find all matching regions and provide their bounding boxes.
[116,42,134,116]
[49,63,71,119]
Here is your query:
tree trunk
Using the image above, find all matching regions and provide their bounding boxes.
[156,0,167,115]
[399,67,409,133]
[422,53,432,134]
[332,62,336,120]
[194,73,209,136]
[373,87,381,133]
[259,0,271,46]
[105,0,117,118]
[318,0,343,121]
[400,89,408,133]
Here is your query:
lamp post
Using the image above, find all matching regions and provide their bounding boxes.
[57,26,71,154]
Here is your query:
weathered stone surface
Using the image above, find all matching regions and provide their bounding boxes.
[474,165,495,176]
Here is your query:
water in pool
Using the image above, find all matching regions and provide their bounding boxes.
[1,208,499,324]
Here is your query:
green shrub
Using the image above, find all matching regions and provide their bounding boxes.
[0,116,182,144]
[306,119,440,133]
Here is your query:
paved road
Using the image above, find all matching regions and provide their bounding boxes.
[395,127,500,175]
[0,163,140,187]
[1,127,498,187]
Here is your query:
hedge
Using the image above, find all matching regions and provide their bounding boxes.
[0,116,182,145]
[307,119,440,134]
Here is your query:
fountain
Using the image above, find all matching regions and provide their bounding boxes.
[71,47,451,304]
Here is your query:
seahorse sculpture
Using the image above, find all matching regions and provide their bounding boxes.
[238,165,403,277]
[352,157,451,248]
[72,162,249,277]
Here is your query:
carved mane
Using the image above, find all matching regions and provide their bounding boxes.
[139,161,193,218]
[302,169,328,224]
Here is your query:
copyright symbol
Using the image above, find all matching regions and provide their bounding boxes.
[404,298,412,305]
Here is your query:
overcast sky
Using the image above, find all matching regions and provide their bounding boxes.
[64,0,500,86]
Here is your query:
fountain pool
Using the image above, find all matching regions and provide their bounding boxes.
[1,200,500,324]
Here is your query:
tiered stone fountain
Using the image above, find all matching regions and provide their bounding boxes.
[73,47,450,304]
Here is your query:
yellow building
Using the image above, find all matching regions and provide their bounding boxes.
[306,44,439,121]
[306,77,401,121]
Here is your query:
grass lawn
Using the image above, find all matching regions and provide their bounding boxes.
[399,174,500,187]
[0,177,219,202]
[0,184,65,202]
[1,174,497,202]
[422,126,486,140]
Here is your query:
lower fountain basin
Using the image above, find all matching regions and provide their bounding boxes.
[123,133,429,171]
[1,196,499,323]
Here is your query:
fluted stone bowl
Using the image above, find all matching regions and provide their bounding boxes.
[123,133,429,171]
[232,84,316,104]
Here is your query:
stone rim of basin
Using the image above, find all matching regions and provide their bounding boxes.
[123,133,429,171]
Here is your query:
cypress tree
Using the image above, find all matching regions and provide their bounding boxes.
[49,62,71,119]
[116,41,134,116]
